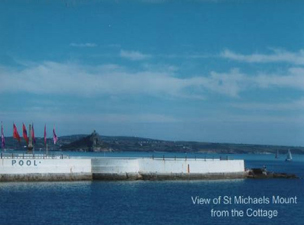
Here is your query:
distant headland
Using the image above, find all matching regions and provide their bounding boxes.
[3,130,304,155]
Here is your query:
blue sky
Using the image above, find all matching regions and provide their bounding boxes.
[1,0,304,146]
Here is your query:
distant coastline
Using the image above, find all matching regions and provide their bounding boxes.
[3,132,304,155]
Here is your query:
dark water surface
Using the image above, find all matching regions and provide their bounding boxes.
[0,153,303,225]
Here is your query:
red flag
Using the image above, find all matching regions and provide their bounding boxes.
[32,123,36,144]
[13,123,21,142]
[44,125,47,146]
[22,123,29,144]
[53,127,58,145]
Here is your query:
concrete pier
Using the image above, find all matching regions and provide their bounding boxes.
[91,157,246,181]
[0,154,246,181]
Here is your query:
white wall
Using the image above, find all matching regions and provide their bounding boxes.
[91,158,139,174]
[91,158,244,174]
[0,158,91,174]
[139,158,244,174]
[0,157,245,176]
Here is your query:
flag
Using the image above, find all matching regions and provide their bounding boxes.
[13,123,21,142]
[44,124,47,146]
[1,122,5,149]
[53,127,58,144]
[23,123,29,144]
[32,123,36,144]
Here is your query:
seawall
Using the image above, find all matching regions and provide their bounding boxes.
[92,157,245,180]
[0,154,245,181]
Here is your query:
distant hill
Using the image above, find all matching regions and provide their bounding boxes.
[62,132,304,155]
[61,131,111,152]
[2,131,304,154]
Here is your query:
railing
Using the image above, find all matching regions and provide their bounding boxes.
[151,155,231,161]
[0,153,231,161]
[0,153,70,159]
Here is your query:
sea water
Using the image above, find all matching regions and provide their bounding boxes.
[0,152,303,225]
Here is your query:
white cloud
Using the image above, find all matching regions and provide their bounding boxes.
[206,69,246,97]
[141,63,179,72]
[107,44,121,48]
[156,53,212,59]
[70,43,97,47]
[120,50,151,61]
[220,49,304,65]
[230,98,304,111]
[0,62,198,98]
[255,67,304,90]
[1,62,304,99]
[189,113,304,124]
[0,110,178,124]
[206,67,304,96]
[215,114,304,124]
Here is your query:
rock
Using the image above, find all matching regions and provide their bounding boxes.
[246,168,298,179]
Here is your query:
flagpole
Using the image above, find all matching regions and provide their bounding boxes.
[27,124,33,154]
[1,121,5,152]
[32,123,35,154]
[1,121,3,152]
[44,124,48,156]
